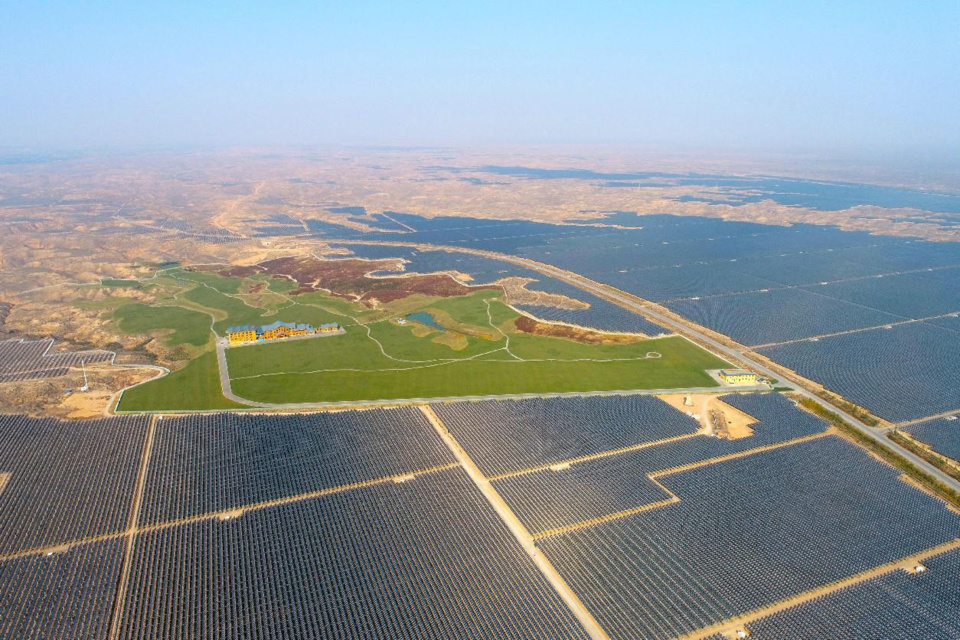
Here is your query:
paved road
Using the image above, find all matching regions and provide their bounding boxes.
[215,339,270,408]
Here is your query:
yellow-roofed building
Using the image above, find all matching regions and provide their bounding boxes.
[718,369,759,385]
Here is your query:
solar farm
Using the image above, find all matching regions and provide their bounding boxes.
[5,211,960,637]
[315,212,960,426]
[0,338,113,383]
[2,390,957,639]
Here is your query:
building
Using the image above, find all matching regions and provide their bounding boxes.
[260,321,315,341]
[718,369,759,385]
[226,321,341,345]
[226,325,258,346]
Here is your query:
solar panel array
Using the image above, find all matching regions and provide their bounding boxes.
[493,393,828,534]
[759,322,960,422]
[140,408,456,525]
[805,267,960,319]
[0,338,113,383]
[319,212,960,423]
[745,547,960,639]
[665,288,900,346]
[904,416,960,462]
[121,468,590,640]
[432,395,700,477]
[0,413,149,555]
[0,538,124,640]
[538,436,960,639]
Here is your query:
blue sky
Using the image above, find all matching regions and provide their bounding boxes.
[1,1,958,150]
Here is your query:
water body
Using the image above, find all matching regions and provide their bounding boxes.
[405,312,448,332]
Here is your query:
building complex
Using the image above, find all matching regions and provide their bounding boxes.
[226,321,341,346]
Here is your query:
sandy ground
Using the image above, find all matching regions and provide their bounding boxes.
[659,393,757,439]
[514,315,648,344]
[0,364,154,419]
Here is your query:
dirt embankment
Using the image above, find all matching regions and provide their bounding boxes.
[251,256,497,304]
[514,315,646,345]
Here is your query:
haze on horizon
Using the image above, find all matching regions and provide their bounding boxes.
[1,0,959,153]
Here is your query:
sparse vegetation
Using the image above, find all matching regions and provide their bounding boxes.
[889,430,960,483]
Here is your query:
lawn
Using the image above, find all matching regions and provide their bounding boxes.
[113,302,211,347]
[226,291,729,405]
[120,279,730,409]
[229,335,727,403]
[117,352,247,412]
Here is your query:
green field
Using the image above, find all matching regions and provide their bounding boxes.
[113,302,211,347]
[115,274,730,410]
[118,352,246,412]
[226,293,730,404]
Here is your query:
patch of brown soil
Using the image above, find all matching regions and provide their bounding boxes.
[514,315,646,344]
[658,393,757,439]
[257,256,495,304]
[431,331,469,350]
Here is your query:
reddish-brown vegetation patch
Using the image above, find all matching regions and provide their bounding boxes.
[255,256,496,304]
[514,315,647,344]
[220,265,263,278]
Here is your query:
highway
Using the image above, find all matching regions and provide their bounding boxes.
[333,238,960,494]
[191,237,959,494]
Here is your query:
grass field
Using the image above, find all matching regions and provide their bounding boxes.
[118,352,247,411]
[117,273,730,409]
[226,293,730,404]
[113,303,211,347]
[230,336,726,403]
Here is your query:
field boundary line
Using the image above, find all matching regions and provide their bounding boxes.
[893,408,960,429]
[0,462,459,562]
[0,530,128,563]
[107,413,158,640]
[137,462,460,534]
[678,537,960,640]
[533,430,834,539]
[534,493,679,539]
[749,309,960,350]
[489,432,701,481]
[419,405,610,640]
[647,429,833,480]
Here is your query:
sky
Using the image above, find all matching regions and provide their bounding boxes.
[1,1,959,151]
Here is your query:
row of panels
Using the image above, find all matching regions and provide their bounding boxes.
[3,391,959,638]
[0,468,589,640]
[0,408,455,555]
